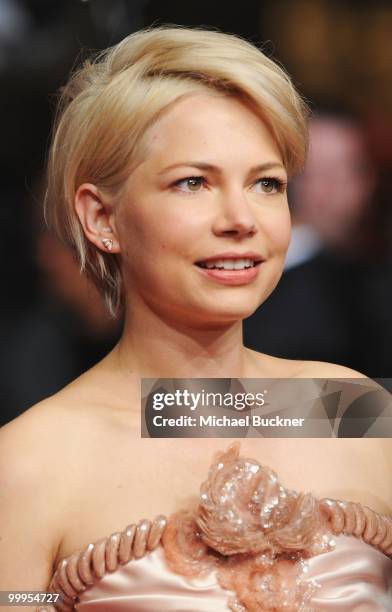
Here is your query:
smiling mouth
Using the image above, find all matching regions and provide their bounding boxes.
[195,258,262,271]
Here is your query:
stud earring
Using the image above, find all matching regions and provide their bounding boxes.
[102,238,113,251]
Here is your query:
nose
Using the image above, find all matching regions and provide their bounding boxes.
[211,189,258,238]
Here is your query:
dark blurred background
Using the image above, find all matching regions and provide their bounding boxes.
[1,0,391,425]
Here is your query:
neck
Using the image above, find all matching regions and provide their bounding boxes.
[111,301,254,379]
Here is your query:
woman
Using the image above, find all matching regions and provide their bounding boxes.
[0,26,391,611]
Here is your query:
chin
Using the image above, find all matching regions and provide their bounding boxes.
[199,300,261,325]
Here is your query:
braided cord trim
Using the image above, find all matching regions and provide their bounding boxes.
[36,514,167,612]
[319,499,392,556]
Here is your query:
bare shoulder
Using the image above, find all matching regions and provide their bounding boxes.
[248,349,390,396]
[0,356,138,502]
[0,389,92,520]
[0,396,71,485]
[295,360,366,379]
[0,372,131,588]
[0,366,130,474]
[0,396,76,589]
[247,348,368,379]
[296,360,391,397]
[1,389,93,471]
[250,350,390,398]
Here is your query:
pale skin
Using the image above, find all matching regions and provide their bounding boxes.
[0,93,391,605]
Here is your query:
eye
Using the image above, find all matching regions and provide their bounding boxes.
[173,176,205,193]
[253,177,287,194]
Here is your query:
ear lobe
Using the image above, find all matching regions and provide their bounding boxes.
[74,183,120,253]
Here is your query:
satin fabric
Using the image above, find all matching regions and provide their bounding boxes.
[76,536,392,611]
[76,546,234,611]
[306,537,392,611]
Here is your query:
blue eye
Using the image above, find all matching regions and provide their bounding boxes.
[174,176,205,192]
[254,177,286,194]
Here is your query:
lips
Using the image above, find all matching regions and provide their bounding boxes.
[195,252,264,271]
[194,252,264,285]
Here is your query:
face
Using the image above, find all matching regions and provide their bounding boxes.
[114,93,291,328]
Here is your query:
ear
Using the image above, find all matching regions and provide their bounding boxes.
[74,183,120,253]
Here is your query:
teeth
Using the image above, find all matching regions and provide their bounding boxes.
[203,258,255,270]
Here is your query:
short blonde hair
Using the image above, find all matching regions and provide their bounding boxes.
[45,26,309,316]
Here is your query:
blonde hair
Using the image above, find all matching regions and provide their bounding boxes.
[45,25,309,316]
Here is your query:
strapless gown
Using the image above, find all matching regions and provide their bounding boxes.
[40,445,392,611]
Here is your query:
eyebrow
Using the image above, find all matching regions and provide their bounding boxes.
[158,161,286,175]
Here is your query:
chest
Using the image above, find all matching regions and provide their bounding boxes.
[56,436,390,564]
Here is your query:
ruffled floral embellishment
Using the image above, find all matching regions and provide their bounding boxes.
[197,443,332,557]
[162,443,335,611]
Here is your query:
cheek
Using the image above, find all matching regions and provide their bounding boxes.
[146,197,207,249]
[259,206,291,255]
[118,201,199,262]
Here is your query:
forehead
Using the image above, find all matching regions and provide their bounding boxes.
[143,93,283,169]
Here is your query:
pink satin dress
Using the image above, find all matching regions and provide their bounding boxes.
[41,445,392,612]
